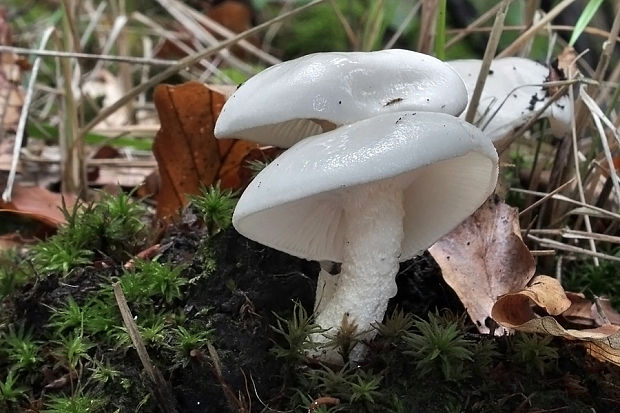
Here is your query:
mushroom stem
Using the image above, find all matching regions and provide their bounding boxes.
[313,180,404,362]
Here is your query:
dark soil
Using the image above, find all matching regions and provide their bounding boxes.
[5,222,620,412]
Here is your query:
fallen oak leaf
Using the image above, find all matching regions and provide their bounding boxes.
[562,292,599,328]
[492,276,620,367]
[217,139,259,189]
[491,275,572,328]
[429,196,536,334]
[153,81,225,222]
[153,81,263,223]
[562,293,620,328]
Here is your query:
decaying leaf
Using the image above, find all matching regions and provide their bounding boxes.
[492,276,620,366]
[429,196,536,334]
[0,185,76,227]
[152,81,264,222]
[491,275,572,328]
[153,81,224,221]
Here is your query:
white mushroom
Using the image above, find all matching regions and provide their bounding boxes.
[448,57,572,145]
[214,49,471,316]
[233,111,498,363]
[215,49,468,147]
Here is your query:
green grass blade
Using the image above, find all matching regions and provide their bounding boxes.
[569,0,603,46]
[434,0,447,60]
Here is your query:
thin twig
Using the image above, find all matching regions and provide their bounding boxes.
[0,46,179,66]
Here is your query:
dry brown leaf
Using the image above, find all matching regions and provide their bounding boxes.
[152,81,263,223]
[563,293,620,328]
[429,197,536,334]
[492,276,620,366]
[0,185,76,227]
[563,292,598,328]
[491,275,572,328]
[153,81,223,221]
[596,298,620,326]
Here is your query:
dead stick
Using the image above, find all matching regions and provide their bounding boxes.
[113,283,180,413]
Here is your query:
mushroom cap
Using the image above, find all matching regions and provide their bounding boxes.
[233,111,498,262]
[448,57,572,142]
[215,49,468,147]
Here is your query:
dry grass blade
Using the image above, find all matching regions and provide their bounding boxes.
[565,67,600,265]
[173,0,280,65]
[498,0,577,58]
[328,0,358,49]
[510,187,620,221]
[131,12,218,79]
[156,0,254,75]
[384,1,421,49]
[2,26,54,203]
[527,234,620,263]
[113,283,180,413]
[526,229,620,244]
[519,179,575,217]
[579,87,620,206]
[90,15,128,75]
[78,0,327,140]
[464,0,511,123]
[447,25,620,42]
[79,1,106,48]
[417,0,438,54]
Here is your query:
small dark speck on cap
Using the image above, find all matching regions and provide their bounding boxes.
[338,100,342,104]
[513,94,517,98]
[426,98,430,102]
[488,69,494,75]
[512,66,516,70]
[441,104,446,109]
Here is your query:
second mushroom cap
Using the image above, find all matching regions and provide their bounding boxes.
[215,49,469,147]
